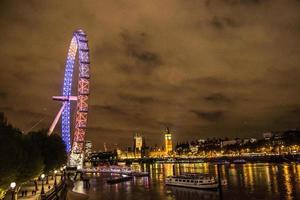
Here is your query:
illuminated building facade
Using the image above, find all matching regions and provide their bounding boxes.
[88,151,118,165]
[164,127,173,154]
[133,133,143,152]
[133,133,144,158]
[85,140,92,157]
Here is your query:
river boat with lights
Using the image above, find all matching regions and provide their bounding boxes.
[165,174,219,190]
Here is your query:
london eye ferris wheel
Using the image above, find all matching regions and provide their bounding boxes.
[48,29,90,167]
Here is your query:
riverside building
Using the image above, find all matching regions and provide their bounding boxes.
[165,127,173,155]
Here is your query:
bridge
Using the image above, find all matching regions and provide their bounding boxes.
[79,166,149,177]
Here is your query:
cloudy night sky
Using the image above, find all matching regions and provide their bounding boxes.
[0,0,300,150]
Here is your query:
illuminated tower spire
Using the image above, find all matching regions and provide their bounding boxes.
[104,142,107,152]
[164,127,173,155]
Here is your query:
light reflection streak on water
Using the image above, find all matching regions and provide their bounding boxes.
[271,165,278,193]
[243,164,250,189]
[251,165,260,189]
[221,164,226,179]
[249,164,254,189]
[265,165,271,192]
[292,164,297,177]
[114,182,119,193]
[164,164,173,177]
[143,177,150,189]
[229,165,238,185]
[151,163,161,180]
[283,165,293,200]
[297,165,300,181]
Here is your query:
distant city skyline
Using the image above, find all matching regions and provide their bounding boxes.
[90,128,298,152]
[1,1,300,150]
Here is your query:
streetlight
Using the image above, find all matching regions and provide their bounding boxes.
[60,167,63,181]
[10,182,16,200]
[54,170,57,186]
[41,174,45,195]
[63,166,67,181]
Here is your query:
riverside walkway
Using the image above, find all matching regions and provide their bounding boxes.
[5,175,64,200]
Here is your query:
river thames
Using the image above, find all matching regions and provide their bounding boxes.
[73,163,300,200]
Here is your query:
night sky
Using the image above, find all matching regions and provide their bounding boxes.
[0,0,300,150]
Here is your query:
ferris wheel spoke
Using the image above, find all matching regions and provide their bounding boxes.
[48,102,67,135]
[52,95,78,101]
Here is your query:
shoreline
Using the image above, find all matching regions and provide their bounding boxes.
[64,180,89,200]
[67,190,89,200]
[119,154,300,164]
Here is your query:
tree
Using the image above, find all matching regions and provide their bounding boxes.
[16,134,44,184]
[0,113,23,192]
[28,130,67,173]
[44,133,67,172]
[0,113,67,198]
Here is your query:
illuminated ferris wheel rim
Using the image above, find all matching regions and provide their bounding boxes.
[49,29,90,158]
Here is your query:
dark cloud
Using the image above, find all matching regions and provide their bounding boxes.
[204,93,233,104]
[191,110,225,122]
[210,16,240,29]
[184,77,256,89]
[88,126,129,135]
[87,126,132,149]
[90,105,128,116]
[268,105,300,128]
[118,30,162,74]
[0,92,7,100]
[288,108,300,115]
[0,106,47,118]
[221,0,262,5]
[119,93,156,104]
[206,0,263,7]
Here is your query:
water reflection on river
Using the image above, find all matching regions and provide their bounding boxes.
[73,163,300,200]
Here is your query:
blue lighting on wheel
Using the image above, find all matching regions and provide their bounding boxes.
[61,38,76,153]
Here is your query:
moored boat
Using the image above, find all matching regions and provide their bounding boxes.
[217,160,230,165]
[165,174,219,190]
[131,171,149,177]
[233,159,246,164]
[107,175,133,184]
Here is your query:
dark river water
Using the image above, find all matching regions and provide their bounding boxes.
[73,163,300,200]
